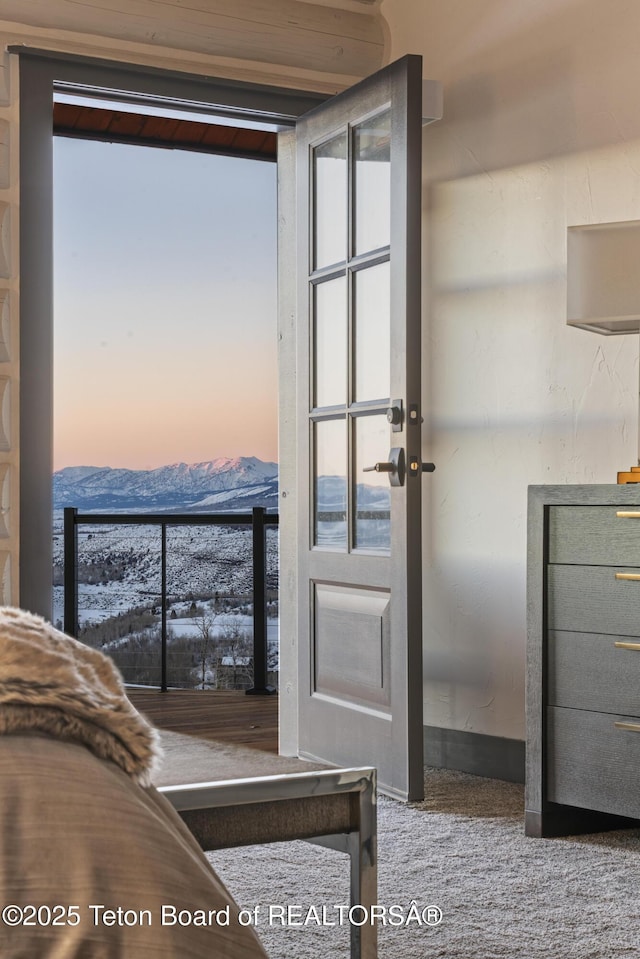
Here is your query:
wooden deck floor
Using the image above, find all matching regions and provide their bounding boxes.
[127,688,278,753]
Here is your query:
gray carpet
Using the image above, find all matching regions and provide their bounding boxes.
[207,768,640,958]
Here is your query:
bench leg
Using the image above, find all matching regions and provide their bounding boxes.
[354,772,377,959]
[310,774,377,959]
[347,829,377,959]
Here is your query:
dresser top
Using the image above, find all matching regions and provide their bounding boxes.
[528,485,640,507]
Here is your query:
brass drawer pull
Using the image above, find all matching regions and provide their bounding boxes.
[615,573,640,581]
[616,511,640,518]
[615,721,640,733]
[615,641,640,651]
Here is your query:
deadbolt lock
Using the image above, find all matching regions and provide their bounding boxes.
[409,456,436,475]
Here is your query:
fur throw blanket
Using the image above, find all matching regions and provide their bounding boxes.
[0,607,161,785]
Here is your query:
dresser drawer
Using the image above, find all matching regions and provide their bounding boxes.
[547,706,640,819]
[548,564,640,635]
[549,630,640,715]
[549,505,640,566]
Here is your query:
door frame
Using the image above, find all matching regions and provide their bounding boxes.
[17,50,427,771]
[16,47,325,624]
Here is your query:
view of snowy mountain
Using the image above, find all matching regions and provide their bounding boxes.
[53,456,279,513]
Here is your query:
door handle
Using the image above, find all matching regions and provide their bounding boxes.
[363,447,405,486]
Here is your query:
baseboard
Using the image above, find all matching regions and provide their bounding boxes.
[424,725,525,784]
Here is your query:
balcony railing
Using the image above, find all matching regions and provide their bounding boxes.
[62,506,278,694]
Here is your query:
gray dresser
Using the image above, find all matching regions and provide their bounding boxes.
[527,485,640,837]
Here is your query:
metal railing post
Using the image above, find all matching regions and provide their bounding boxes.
[161,521,167,692]
[247,506,276,695]
[63,507,78,637]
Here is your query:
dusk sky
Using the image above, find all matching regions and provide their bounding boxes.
[53,133,278,472]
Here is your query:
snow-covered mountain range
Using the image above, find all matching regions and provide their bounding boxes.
[53,456,279,513]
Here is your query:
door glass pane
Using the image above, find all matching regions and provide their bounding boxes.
[354,415,391,551]
[314,133,347,269]
[354,109,391,255]
[314,276,347,408]
[314,418,347,549]
[354,261,390,402]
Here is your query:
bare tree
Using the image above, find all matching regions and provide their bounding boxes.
[216,620,253,689]
[193,610,217,689]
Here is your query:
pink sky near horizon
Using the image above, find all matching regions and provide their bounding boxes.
[53,136,278,472]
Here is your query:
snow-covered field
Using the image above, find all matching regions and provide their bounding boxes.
[52,512,279,688]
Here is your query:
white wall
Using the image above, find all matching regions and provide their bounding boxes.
[381,0,640,741]
[0,0,383,93]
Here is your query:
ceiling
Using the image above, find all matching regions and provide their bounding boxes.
[52,101,277,162]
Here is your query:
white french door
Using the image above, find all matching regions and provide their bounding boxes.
[279,55,426,801]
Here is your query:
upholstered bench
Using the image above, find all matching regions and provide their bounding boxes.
[155,731,377,959]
